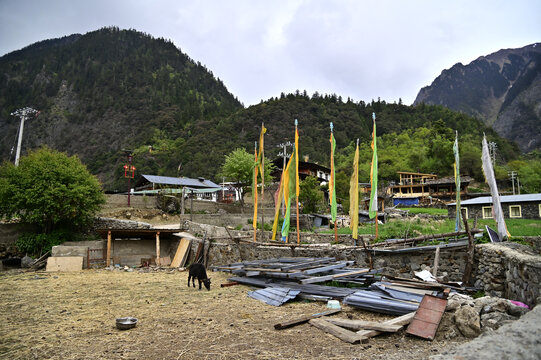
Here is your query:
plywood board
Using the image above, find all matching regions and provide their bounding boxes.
[406,295,447,340]
[171,238,191,268]
[46,256,83,272]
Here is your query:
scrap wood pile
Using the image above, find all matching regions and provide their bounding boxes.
[212,257,455,316]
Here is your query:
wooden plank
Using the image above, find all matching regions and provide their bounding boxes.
[274,309,341,330]
[220,282,239,288]
[309,318,361,344]
[171,238,191,268]
[356,312,416,343]
[326,318,403,332]
[300,268,370,284]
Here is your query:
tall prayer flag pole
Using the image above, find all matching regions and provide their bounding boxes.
[481,135,509,240]
[349,138,360,244]
[453,131,462,232]
[259,123,266,241]
[252,141,258,242]
[369,113,378,239]
[329,122,337,242]
[295,119,300,244]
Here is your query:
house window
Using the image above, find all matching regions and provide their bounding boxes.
[460,207,468,219]
[509,205,521,218]
[539,204,541,218]
[482,206,492,219]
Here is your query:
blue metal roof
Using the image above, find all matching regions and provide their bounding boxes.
[141,174,220,189]
[448,193,541,206]
[247,287,301,306]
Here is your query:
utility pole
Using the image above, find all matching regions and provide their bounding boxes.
[11,107,38,166]
[508,171,517,195]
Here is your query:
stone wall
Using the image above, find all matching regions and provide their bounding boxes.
[474,243,541,307]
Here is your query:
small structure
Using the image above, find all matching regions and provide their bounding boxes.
[388,171,472,206]
[135,174,221,201]
[95,229,184,267]
[447,193,541,219]
[272,159,331,183]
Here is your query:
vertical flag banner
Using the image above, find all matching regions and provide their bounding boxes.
[453,131,462,232]
[349,140,360,239]
[481,135,509,240]
[295,122,299,198]
[369,113,378,219]
[252,142,259,236]
[281,149,296,241]
[271,172,285,240]
[329,123,337,223]
[258,124,266,192]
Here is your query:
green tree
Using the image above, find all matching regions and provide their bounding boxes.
[299,176,325,214]
[0,147,105,253]
[220,148,274,209]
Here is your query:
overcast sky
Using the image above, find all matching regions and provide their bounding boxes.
[0,0,539,106]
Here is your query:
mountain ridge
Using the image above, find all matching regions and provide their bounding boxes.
[414,43,541,153]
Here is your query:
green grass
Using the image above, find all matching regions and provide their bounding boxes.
[399,207,448,215]
[476,218,541,237]
[320,218,541,240]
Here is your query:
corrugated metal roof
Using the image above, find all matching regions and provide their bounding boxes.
[448,193,541,206]
[247,287,301,306]
[141,174,220,188]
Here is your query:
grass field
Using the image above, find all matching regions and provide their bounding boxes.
[324,217,541,240]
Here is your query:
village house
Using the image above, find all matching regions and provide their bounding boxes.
[134,174,221,201]
[447,193,541,219]
[387,171,473,206]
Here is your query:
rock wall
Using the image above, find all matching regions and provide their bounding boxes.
[474,243,541,307]
[92,217,152,230]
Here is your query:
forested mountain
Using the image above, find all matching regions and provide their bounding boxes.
[414,43,541,153]
[1,28,536,193]
[0,27,242,189]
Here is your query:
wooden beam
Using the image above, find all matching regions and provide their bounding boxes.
[106,230,111,267]
[309,318,361,344]
[156,231,161,266]
[461,208,475,286]
[274,309,341,330]
[325,318,403,332]
[356,312,415,343]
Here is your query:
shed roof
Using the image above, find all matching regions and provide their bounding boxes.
[138,174,220,189]
[448,193,541,206]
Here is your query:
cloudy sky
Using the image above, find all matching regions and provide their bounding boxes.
[0,0,539,106]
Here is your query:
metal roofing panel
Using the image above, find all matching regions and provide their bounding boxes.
[247,287,301,306]
[448,193,541,206]
[141,175,220,188]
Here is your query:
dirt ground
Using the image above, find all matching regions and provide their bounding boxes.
[0,269,469,360]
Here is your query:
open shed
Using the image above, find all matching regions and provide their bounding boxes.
[95,229,185,267]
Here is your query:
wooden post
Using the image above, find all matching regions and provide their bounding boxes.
[461,209,475,286]
[156,231,161,267]
[334,219,338,243]
[106,230,111,267]
[375,211,379,239]
[260,122,265,243]
[190,190,194,222]
[432,246,440,277]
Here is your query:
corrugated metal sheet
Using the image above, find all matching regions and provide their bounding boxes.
[448,193,541,206]
[141,174,220,189]
[248,287,301,306]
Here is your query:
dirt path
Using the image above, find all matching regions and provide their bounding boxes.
[0,269,468,360]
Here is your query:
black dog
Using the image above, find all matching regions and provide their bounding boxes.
[188,263,211,291]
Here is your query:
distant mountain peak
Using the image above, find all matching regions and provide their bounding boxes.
[414,43,541,153]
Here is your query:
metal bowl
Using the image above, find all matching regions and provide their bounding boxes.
[116,317,138,330]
